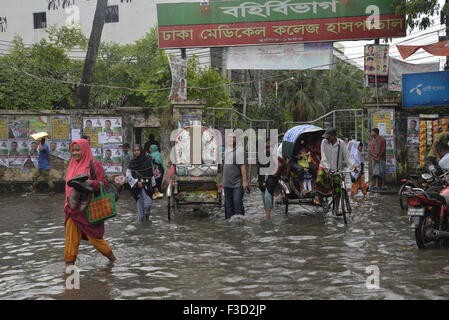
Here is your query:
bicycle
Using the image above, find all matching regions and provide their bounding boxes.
[317,169,354,225]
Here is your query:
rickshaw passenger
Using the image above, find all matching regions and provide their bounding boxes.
[316,128,353,215]
[290,146,315,195]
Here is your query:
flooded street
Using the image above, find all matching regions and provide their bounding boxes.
[1,190,449,300]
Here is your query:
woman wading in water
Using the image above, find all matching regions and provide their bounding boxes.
[64,139,116,265]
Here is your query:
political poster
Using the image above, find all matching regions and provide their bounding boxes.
[49,141,71,161]
[51,116,70,141]
[8,119,29,139]
[28,116,49,137]
[364,44,389,87]
[8,140,27,168]
[29,140,39,168]
[406,117,419,145]
[0,117,7,140]
[102,147,122,174]
[91,148,102,162]
[0,140,8,167]
[84,118,123,148]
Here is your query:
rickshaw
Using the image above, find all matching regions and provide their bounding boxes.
[166,125,223,220]
[275,125,352,224]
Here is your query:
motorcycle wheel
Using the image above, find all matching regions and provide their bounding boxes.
[415,215,440,249]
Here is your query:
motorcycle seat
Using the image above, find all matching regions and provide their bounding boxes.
[427,192,449,205]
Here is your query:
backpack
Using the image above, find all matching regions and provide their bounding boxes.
[90,160,120,202]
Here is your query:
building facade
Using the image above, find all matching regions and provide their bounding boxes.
[0,0,157,46]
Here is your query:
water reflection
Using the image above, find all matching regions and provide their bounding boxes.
[0,190,449,299]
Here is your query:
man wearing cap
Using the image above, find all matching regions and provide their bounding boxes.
[316,128,353,215]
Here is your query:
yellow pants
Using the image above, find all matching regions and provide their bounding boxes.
[64,218,113,263]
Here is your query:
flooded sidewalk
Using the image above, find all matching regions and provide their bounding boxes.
[1,190,449,300]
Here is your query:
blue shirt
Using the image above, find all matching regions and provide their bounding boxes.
[439,152,449,173]
[38,143,51,170]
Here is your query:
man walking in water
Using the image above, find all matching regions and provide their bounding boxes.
[31,137,54,195]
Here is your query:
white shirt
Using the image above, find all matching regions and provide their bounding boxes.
[439,152,449,173]
[320,138,353,171]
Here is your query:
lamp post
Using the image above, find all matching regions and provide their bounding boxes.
[275,77,295,98]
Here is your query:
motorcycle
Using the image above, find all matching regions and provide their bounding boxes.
[398,165,441,211]
[404,171,449,249]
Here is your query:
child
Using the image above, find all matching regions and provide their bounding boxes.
[290,146,314,196]
[350,142,368,199]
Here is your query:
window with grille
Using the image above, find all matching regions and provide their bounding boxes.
[105,5,119,23]
[33,12,47,29]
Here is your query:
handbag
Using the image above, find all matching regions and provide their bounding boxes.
[90,160,120,202]
[85,182,117,224]
[153,164,162,179]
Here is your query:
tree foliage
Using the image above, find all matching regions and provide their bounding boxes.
[393,0,441,30]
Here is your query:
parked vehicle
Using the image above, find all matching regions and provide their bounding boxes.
[166,125,223,220]
[399,165,442,211]
[404,171,449,249]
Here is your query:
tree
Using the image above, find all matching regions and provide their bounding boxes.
[393,0,441,30]
[0,26,86,110]
[77,0,108,108]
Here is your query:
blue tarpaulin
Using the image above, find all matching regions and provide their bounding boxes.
[282,125,324,158]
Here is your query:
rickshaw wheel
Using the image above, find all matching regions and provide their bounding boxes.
[280,188,289,216]
[168,195,176,220]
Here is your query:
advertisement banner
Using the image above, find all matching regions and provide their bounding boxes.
[402,71,449,109]
[388,58,439,92]
[157,0,406,48]
[225,42,333,70]
[168,56,187,101]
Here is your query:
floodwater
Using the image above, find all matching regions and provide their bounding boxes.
[1,189,449,300]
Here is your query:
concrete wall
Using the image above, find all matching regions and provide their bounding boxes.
[0,107,160,189]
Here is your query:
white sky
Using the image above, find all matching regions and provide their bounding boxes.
[341,0,447,69]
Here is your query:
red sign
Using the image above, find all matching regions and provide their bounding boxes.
[158,14,405,48]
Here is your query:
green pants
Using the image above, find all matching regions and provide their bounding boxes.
[32,169,54,190]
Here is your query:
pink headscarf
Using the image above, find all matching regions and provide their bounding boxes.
[65,139,93,201]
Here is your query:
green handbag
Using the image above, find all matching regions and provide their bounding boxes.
[85,182,117,224]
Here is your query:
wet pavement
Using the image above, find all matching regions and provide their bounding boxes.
[1,189,449,300]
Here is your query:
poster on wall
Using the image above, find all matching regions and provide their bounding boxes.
[8,119,29,139]
[91,148,102,162]
[0,117,7,140]
[406,117,419,145]
[84,117,123,148]
[102,147,122,174]
[8,140,27,168]
[364,44,389,87]
[372,110,394,137]
[371,109,395,173]
[0,140,8,167]
[28,116,49,136]
[51,116,70,141]
[29,140,39,168]
[49,140,71,161]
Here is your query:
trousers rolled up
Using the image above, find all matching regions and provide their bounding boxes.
[32,168,54,190]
